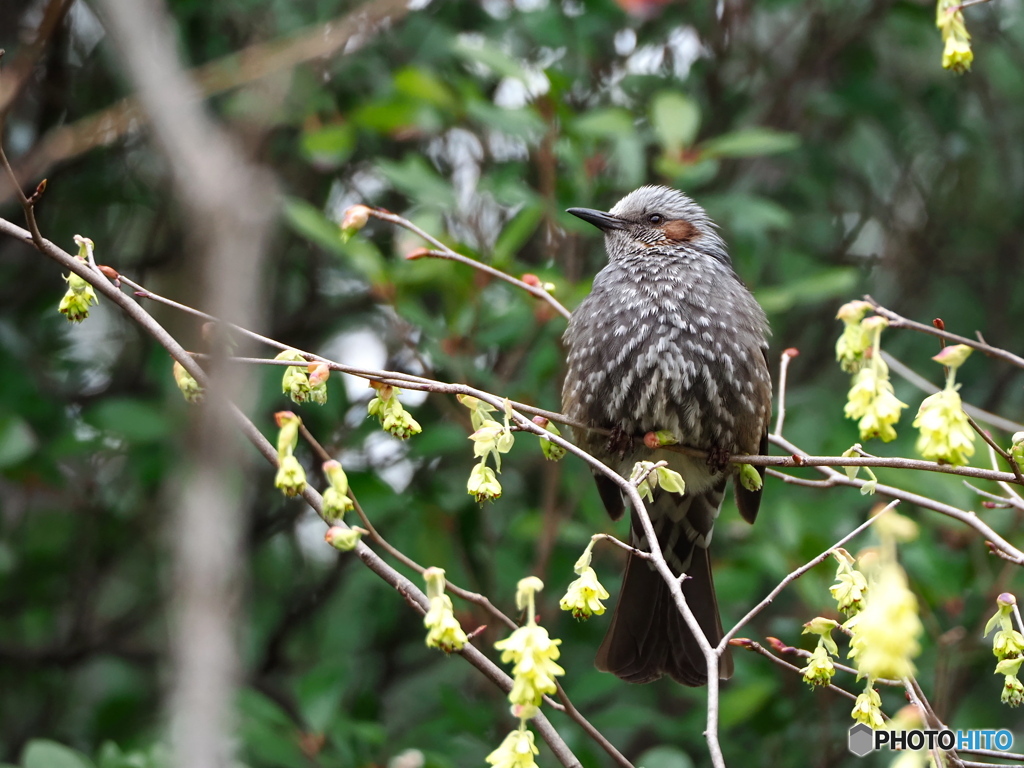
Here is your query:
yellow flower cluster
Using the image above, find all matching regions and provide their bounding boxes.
[58,236,100,323]
[273,411,307,497]
[321,459,354,520]
[559,541,610,620]
[835,307,907,443]
[494,578,565,710]
[829,549,868,616]
[851,684,885,729]
[912,346,976,466]
[277,348,329,405]
[485,727,539,768]
[984,593,1024,707]
[848,561,922,680]
[936,0,973,73]
[367,383,422,439]
[460,395,514,502]
[172,360,204,404]
[800,618,839,688]
[844,363,907,443]
[422,568,469,654]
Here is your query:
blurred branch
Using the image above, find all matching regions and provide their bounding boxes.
[883,351,1024,434]
[0,0,74,118]
[720,502,896,648]
[78,0,279,766]
[768,433,1024,564]
[0,0,410,204]
[365,207,572,320]
[867,296,1024,371]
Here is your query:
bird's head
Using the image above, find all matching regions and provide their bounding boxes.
[567,185,729,266]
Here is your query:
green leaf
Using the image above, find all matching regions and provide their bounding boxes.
[22,741,95,768]
[634,745,695,768]
[377,156,455,208]
[571,108,635,138]
[700,127,799,158]
[717,678,776,729]
[85,399,169,443]
[755,267,859,314]
[394,67,457,110]
[650,91,701,152]
[300,124,355,168]
[283,197,345,255]
[0,414,37,467]
[492,204,543,267]
[451,35,529,82]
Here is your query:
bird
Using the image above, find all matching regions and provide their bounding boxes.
[562,185,772,686]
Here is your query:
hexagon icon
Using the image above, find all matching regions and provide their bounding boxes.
[848,723,874,757]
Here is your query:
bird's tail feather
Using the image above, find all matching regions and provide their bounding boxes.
[595,488,732,686]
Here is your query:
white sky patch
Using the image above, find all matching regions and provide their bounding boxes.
[667,26,704,79]
[319,327,388,402]
[615,28,637,57]
[294,507,337,564]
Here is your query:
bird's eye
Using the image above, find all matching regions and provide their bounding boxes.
[648,213,663,225]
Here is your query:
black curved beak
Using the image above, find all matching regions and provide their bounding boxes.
[567,207,627,232]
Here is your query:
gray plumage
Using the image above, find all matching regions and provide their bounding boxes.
[562,185,772,686]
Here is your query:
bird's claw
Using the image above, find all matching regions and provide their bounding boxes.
[606,425,633,460]
[706,446,731,474]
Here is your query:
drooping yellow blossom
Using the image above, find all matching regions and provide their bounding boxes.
[172,360,204,404]
[367,383,421,439]
[321,460,354,519]
[559,546,610,621]
[835,300,874,373]
[273,411,306,497]
[996,658,1024,707]
[802,643,837,688]
[914,388,974,465]
[59,236,101,323]
[851,683,885,729]
[847,561,922,681]
[800,617,839,687]
[485,727,539,768]
[275,454,307,497]
[495,625,565,707]
[467,462,502,502]
[423,567,469,654]
[844,366,907,443]
[913,345,975,465]
[495,578,565,709]
[936,0,973,74]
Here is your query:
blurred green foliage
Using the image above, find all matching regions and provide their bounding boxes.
[2,0,1024,766]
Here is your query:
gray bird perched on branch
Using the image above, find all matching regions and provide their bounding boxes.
[562,185,772,686]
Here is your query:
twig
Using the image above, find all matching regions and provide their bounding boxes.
[867,297,1024,371]
[766,639,902,686]
[965,414,1024,486]
[0,0,413,206]
[731,639,861,704]
[769,433,1024,564]
[951,0,994,12]
[883,351,1024,434]
[720,501,897,647]
[366,208,571,320]
[773,348,798,437]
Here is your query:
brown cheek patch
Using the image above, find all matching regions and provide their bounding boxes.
[660,219,697,243]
